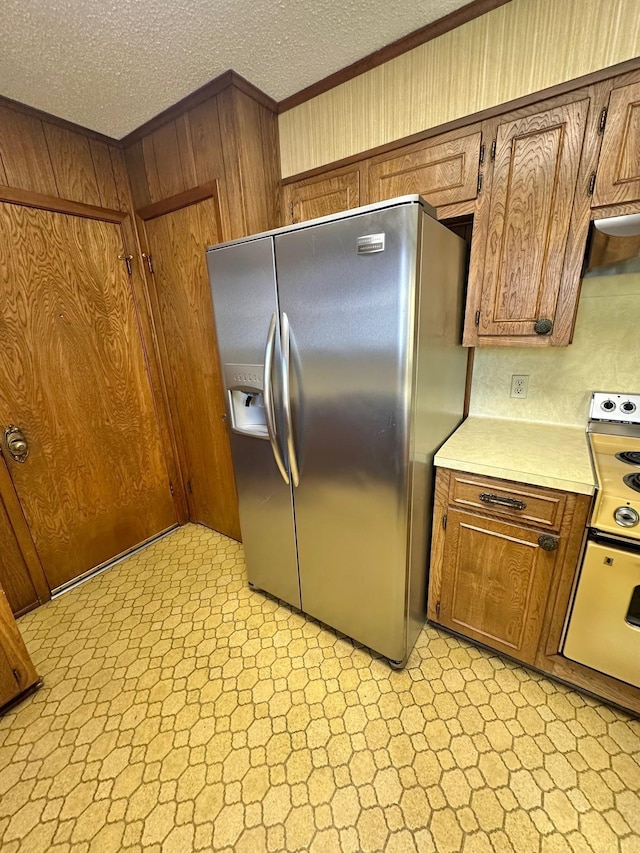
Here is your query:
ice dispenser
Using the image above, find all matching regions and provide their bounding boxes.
[225,364,268,438]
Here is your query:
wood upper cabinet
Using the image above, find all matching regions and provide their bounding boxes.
[464,99,590,346]
[0,587,38,711]
[283,167,360,224]
[593,81,640,207]
[368,130,482,209]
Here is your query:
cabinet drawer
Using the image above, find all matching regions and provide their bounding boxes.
[448,473,567,532]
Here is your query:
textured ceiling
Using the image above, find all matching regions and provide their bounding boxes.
[0,0,470,139]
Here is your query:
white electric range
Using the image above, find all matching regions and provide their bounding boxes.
[563,392,640,689]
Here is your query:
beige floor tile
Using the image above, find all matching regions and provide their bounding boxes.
[0,523,638,851]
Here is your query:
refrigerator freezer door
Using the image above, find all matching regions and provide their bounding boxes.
[274,203,420,660]
[207,237,300,608]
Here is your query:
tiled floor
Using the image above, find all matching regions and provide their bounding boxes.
[1,524,639,853]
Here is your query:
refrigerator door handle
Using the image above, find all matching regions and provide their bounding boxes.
[281,312,300,487]
[264,313,290,485]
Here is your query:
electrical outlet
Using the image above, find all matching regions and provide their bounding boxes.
[510,374,529,398]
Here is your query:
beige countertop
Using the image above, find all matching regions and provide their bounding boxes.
[435,416,595,495]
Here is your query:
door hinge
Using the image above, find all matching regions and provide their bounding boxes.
[289,202,294,223]
[475,310,480,326]
[479,142,485,166]
[169,482,174,496]
[490,139,497,160]
[187,480,193,494]
[598,106,608,134]
[142,252,154,274]
[588,172,597,195]
[118,253,133,275]
[435,601,441,617]
[477,173,483,195]
[442,513,447,529]
[12,668,21,685]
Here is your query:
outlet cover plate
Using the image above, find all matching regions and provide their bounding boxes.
[510,374,529,398]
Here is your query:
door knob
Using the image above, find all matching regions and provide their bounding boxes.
[4,425,29,463]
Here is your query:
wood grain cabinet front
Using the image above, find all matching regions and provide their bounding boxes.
[592,81,640,208]
[283,167,360,224]
[368,130,482,211]
[464,99,591,347]
[0,587,39,712]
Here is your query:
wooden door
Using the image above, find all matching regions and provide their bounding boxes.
[0,203,176,592]
[144,198,241,540]
[368,132,482,208]
[470,100,589,343]
[0,587,38,710]
[438,510,558,665]
[283,167,360,224]
[593,82,640,207]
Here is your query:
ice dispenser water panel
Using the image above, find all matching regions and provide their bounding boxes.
[225,364,268,438]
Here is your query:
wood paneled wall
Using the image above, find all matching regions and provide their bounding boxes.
[0,102,127,209]
[279,0,640,177]
[124,82,281,238]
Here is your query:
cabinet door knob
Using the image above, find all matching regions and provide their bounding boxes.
[534,318,553,335]
[538,534,559,551]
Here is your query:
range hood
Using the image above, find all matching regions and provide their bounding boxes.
[585,213,640,276]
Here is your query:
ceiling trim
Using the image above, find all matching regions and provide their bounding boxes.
[277,0,513,114]
[120,70,278,147]
[0,93,117,146]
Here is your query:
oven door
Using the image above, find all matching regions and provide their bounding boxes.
[563,534,640,688]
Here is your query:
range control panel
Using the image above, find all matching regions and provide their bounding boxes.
[590,392,640,424]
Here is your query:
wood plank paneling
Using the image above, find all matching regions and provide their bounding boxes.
[43,124,102,206]
[143,121,195,202]
[89,140,120,210]
[188,99,225,186]
[123,141,152,210]
[279,0,640,176]
[0,106,58,195]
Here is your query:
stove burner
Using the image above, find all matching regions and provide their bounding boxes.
[623,473,640,493]
[616,451,640,466]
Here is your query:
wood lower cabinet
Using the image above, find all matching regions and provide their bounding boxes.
[283,166,360,224]
[0,587,39,712]
[438,509,560,665]
[430,468,640,714]
[464,99,590,346]
[368,129,482,210]
[593,81,640,207]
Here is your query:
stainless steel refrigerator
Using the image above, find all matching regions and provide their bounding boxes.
[207,196,467,665]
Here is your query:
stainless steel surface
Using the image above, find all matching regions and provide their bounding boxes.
[479,493,526,510]
[207,196,466,662]
[264,314,289,484]
[205,195,435,253]
[280,312,300,488]
[564,539,640,688]
[207,237,300,609]
[4,425,29,463]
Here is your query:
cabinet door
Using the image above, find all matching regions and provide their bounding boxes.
[369,132,481,208]
[468,100,589,344]
[283,168,360,224]
[0,587,38,710]
[438,510,559,664]
[0,492,39,616]
[593,82,640,207]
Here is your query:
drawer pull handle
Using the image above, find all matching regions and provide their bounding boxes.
[538,534,559,551]
[479,493,526,510]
